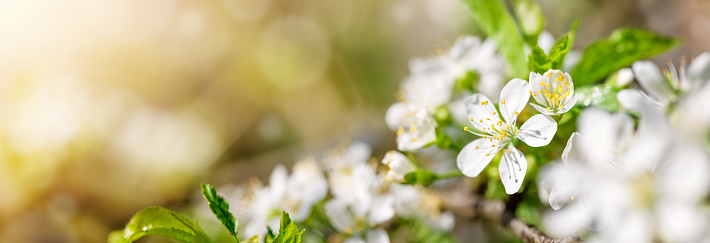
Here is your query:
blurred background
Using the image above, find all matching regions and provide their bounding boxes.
[0,0,707,241]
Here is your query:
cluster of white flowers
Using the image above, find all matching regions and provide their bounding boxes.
[538,55,710,242]
[215,141,453,242]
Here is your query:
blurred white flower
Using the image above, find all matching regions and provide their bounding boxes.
[528,70,578,116]
[241,159,328,238]
[409,36,508,102]
[382,151,416,183]
[385,103,437,151]
[390,184,454,232]
[622,53,710,110]
[457,79,557,194]
[540,108,710,243]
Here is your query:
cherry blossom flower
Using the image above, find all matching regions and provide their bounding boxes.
[528,70,578,115]
[457,79,557,194]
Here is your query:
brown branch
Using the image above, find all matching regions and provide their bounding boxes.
[442,186,581,243]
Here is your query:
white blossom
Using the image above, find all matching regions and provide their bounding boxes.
[528,70,577,115]
[385,103,437,151]
[382,150,416,183]
[457,79,557,194]
[390,184,455,232]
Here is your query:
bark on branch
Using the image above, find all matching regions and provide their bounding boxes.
[443,188,581,243]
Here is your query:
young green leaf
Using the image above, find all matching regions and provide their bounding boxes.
[571,28,681,86]
[463,0,527,78]
[548,19,580,70]
[107,206,211,243]
[528,46,551,74]
[273,211,304,243]
[201,183,239,240]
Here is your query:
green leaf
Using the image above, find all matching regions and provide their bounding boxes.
[273,211,304,243]
[463,0,527,78]
[513,0,545,38]
[403,170,436,186]
[107,206,211,243]
[549,20,580,70]
[575,83,621,111]
[201,183,239,240]
[571,28,681,86]
[245,236,259,243]
[528,46,551,74]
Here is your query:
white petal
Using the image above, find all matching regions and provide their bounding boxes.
[657,201,708,242]
[269,165,289,200]
[578,108,632,167]
[632,61,673,104]
[499,145,528,194]
[456,138,501,177]
[368,196,395,224]
[543,200,593,237]
[557,94,577,114]
[659,144,710,201]
[616,68,634,87]
[431,211,455,231]
[324,199,355,232]
[517,114,557,147]
[366,228,391,243]
[477,72,504,102]
[561,132,585,166]
[448,35,482,65]
[402,74,453,111]
[346,141,373,163]
[530,103,556,116]
[617,89,650,113]
[408,57,447,76]
[464,93,502,132]
[385,102,408,131]
[687,52,710,89]
[529,72,548,105]
[499,78,531,124]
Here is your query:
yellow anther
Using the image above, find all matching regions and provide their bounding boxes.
[412,137,418,142]
[565,81,570,85]
[544,90,550,93]
[489,138,493,142]
[546,107,551,111]
[545,84,550,87]
[492,144,496,147]
[516,129,520,134]
[514,111,519,115]
[486,118,490,120]
[484,135,487,139]
[508,149,511,153]
[570,196,575,200]
[485,153,489,156]
[479,119,483,123]
[502,100,506,104]
[538,90,543,93]
[533,93,537,96]
[529,90,533,94]
[470,117,474,122]
[506,125,509,130]
[546,72,552,77]
[475,146,478,149]
[409,127,416,132]
[481,101,485,105]
[397,126,404,135]
[492,112,496,115]
[464,127,469,131]
[540,82,544,86]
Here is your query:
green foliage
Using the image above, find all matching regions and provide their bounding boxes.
[571,28,681,86]
[454,71,478,92]
[549,20,580,70]
[463,0,527,78]
[575,83,621,111]
[527,20,579,74]
[107,206,211,243]
[513,0,545,39]
[273,211,304,243]
[201,183,239,240]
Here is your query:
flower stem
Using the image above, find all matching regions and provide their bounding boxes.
[435,170,464,179]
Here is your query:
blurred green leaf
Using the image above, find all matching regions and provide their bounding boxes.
[107,206,211,243]
[454,71,478,92]
[571,28,681,86]
[513,0,545,38]
[463,0,527,78]
[434,127,453,150]
[403,170,436,186]
[549,20,579,70]
[273,211,304,243]
[202,183,239,241]
[245,236,259,243]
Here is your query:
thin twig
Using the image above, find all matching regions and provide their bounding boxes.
[442,186,581,243]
